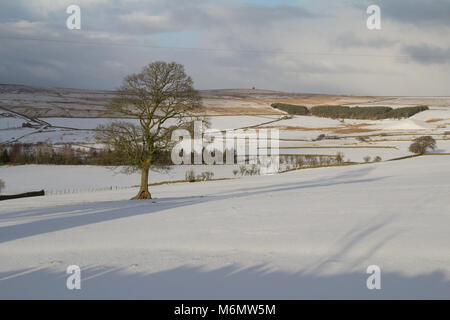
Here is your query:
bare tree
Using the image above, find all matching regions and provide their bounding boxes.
[409,136,437,155]
[96,61,203,199]
[0,140,9,164]
[335,152,344,164]
[0,179,5,194]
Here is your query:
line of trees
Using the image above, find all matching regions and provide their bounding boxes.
[0,143,172,166]
[271,103,429,119]
[0,142,242,167]
[271,103,309,115]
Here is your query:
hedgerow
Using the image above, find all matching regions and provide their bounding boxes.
[309,105,428,120]
[271,103,309,115]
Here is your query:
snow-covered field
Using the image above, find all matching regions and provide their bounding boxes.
[0,117,24,130]
[2,109,449,162]
[1,155,450,299]
[0,164,240,195]
[0,112,284,144]
[2,92,450,299]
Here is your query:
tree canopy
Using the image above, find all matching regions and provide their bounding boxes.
[96,61,204,199]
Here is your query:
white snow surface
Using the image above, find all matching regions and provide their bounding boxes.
[1,156,450,299]
[0,165,240,195]
[0,118,24,130]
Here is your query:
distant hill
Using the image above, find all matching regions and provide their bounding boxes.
[2,84,447,118]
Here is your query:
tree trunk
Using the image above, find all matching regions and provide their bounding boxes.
[131,167,152,200]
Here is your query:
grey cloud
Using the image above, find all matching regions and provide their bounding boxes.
[114,4,315,35]
[333,33,397,49]
[402,44,450,65]
[1,1,450,95]
[352,0,450,27]
[114,8,211,34]
[214,5,314,24]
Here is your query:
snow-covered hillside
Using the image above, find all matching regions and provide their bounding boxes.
[1,85,450,299]
[1,155,450,299]
[0,164,240,194]
[2,109,449,162]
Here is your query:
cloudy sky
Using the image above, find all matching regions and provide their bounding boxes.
[0,0,449,95]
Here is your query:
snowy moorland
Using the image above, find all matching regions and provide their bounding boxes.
[1,86,450,299]
[1,155,450,299]
[1,106,450,163]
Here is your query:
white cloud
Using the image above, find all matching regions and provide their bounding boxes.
[0,20,57,37]
[18,0,109,16]
[118,12,181,33]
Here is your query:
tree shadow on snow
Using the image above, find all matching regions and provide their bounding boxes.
[0,166,388,243]
[1,263,449,299]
